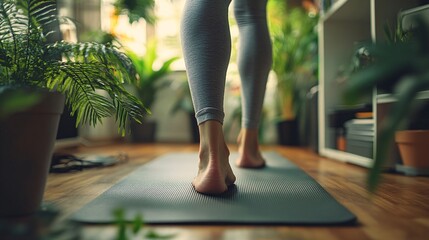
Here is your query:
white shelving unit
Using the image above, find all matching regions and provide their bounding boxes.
[318,0,422,167]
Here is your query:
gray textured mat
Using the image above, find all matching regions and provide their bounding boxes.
[70,152,356,225]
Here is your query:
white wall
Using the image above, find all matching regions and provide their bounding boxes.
[151,71,193,143]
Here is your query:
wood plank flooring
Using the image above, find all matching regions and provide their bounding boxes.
[44,143,429,240]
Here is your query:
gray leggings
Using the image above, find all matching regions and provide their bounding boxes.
[181,0,272,129]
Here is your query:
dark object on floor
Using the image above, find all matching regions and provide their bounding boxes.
[130,119,157,143]
[277,120,300,146]
[50,153,128,173]
[70,152,356,225]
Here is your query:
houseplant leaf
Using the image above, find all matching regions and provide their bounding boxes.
[344,17,429,192]
[0,0,148,134]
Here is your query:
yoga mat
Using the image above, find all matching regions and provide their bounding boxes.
[70,152,356,225]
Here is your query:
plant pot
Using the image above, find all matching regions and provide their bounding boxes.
[0,90,65,218]
[395,130,429,168]
[130,119,157,143]
[276,119,299,146]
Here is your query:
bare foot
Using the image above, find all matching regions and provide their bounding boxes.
[193,121,236,195]
[236,129,266,168]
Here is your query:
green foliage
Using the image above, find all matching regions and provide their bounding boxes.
[268,0,319,120]
[113,208,176,240]
[0,0,147,134]
[126,39,178,109]
[80,29,120,46]
[384,18,413,44]
[344,18,429,192]
[114,0,155,24]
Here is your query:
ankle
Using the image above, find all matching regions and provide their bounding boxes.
[198,120,229,164]
[238,129,260,150]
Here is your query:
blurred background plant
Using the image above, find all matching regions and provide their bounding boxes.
[80,29,120,45]
[267,0,319,145]
[126,39,178,111]
[113,0,155,24]
[125,39,178,142]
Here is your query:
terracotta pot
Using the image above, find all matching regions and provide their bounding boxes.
[395,130,429,168]
[0,90,64,217]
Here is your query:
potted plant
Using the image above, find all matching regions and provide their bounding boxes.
[0,0,146,217]
[268,0,319,145]
[126,39,178,142]
[169,75,200,143]
[344,17,429,191]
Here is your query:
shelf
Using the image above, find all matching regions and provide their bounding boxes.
[318,0,423,168]
[319,148,373,167]
[321,0,370,23]
[377,90,429,104]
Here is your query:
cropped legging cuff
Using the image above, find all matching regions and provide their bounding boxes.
[195,107,225,125]
[242,118,259,130]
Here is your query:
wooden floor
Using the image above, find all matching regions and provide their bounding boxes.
[44,143,429,240]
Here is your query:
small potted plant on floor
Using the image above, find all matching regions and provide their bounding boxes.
[0,0,146,217]
[268,0,319,146]
[126,39,178,142]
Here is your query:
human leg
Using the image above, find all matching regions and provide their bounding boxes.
[233,0,272,168]
[180,0,235,194]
